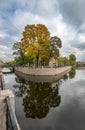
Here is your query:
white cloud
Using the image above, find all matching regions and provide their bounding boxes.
[0,45,8,50]
[12,9,76,44]
[47,15,76,42]
[37,0,58,14]
[78,33,85,43]
[12,11,47,33]
[0,45,13,62]
[0,32,7,38]
[0,0,85,61]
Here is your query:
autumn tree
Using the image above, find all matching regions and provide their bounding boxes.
[21,24,51,66]
[12,24,62,67]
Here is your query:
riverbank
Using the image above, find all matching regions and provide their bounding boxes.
[15,66,72,82]
[0,72,20,130]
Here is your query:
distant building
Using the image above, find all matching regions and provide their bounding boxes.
[76,61,85,67]
[0,60,5,67]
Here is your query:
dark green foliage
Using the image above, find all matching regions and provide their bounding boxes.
[50,36,62,59]
[13,42,27,65]
[69,54,76,69]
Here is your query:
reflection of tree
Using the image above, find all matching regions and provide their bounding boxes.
[13,76,61,119]
[13,77,29,97]
[62,74,68,81]
[69,68,76,79]
[23,82,61,118]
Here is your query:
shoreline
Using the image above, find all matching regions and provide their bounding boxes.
[15,66,72,82]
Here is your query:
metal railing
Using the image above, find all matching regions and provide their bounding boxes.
[6,97,18,130]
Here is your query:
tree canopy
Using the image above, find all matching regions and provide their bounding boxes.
[69,54,76,68]
[13,24,62,66]
[13,42,26,65]
[50,36,62,59]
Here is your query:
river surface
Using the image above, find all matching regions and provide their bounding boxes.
[3,69,85,130]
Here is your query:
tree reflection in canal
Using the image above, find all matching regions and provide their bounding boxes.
[13,77,62,119]
[13,68,76,119]
[22,82,61,118]
[13,77,29,97]
[69,68,76,79]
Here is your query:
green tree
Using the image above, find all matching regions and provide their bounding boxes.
[69,54,76,68]
[50,36,62,59]
[57,57,64,67]
[13,42,27,65]
[63,57,70,66]
[57,56,70,67]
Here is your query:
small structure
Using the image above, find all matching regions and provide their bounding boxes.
[49,57,58,67]
[49,57,56,67]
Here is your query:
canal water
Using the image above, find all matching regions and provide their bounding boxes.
[3,69,85,130]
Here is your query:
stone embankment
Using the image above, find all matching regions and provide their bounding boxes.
[0,72,20,130]
[15,66,72,82]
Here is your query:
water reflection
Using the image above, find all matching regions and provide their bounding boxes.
[13,77,29,97]
[13,77,61,119]
[62,74,68,81]
[69,68,76,79]
[13,68,76,119]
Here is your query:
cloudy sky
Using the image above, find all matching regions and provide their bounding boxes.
[0,0,85,62]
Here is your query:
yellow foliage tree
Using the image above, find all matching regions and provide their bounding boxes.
[21,24,51,66]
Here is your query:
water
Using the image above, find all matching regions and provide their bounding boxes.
[2,67,11,72]
[4,69,85,130]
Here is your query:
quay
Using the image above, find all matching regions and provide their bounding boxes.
[15,66,72,82]
[0,72,20,130]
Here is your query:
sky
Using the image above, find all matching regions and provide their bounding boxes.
[0,0,85,62]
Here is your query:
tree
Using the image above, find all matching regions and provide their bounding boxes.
[69,54,76,61]
[21,24,51,66]
[6,60,16,66]
[50,36,62,59]
[13,42,26,65]
[63,57,70,66]
[69,54,76,68]
[57,56,69,67]
[57,57,64,67]
[12,24,62,67]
